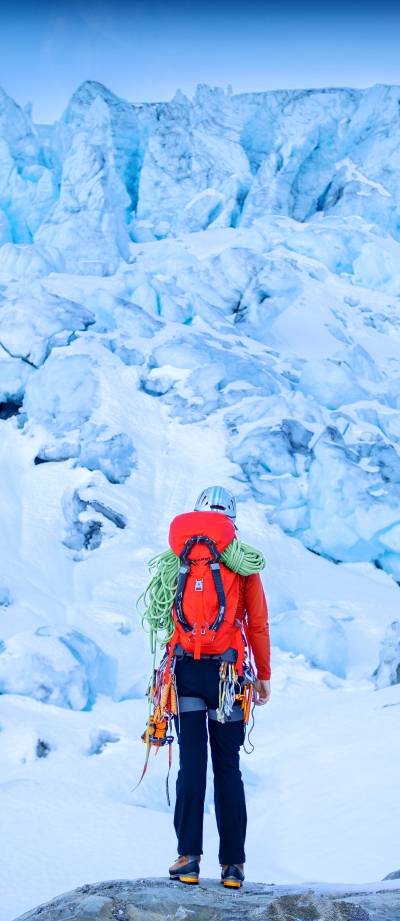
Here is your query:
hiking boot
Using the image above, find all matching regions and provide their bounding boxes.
[169,854,200,884]
[220,863,245,888]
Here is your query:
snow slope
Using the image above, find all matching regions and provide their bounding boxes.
[0,80,400,920]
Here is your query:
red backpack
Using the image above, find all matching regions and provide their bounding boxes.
[165,510,246,675]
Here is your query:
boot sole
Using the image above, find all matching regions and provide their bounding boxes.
[222,879,242,888]
[169,871,200,883]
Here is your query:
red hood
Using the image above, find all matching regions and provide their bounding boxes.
[169,510,235,557]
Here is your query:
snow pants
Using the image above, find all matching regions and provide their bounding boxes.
[173,654,247,866]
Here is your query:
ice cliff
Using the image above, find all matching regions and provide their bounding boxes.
[2,77,400,697]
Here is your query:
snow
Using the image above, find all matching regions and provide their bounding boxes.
[1,679,399,920]
[0,78,400,920]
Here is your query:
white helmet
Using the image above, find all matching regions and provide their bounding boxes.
[194,486,236,521]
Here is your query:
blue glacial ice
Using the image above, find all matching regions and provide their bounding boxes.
[1,78,400,704]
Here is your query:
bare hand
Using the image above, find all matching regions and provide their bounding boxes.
[255,679,271,705]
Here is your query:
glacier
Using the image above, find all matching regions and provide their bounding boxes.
[1,79,400,919]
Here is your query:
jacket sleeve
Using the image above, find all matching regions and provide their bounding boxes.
[243,572,271,680]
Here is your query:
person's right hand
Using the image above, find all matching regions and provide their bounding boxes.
[255,679,271,705]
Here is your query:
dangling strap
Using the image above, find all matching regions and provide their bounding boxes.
[236,628,245,677]
[163,637,177,683]
[165,726,173,806]
[193,625,202,660]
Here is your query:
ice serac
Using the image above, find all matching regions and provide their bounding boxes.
[239,87,360,225]
[318,84,400,237]
[237,85,400,234]
[61,80,150,218]
[133,85,251,239]
[36,90,132,274]
[0,88,56,244]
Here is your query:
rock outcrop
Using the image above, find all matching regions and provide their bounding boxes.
[12,877,400,921]
[383,868,400,880]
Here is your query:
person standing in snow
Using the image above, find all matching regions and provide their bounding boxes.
[165,486,271,888]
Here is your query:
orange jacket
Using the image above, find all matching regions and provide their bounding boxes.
[237,573,271,680]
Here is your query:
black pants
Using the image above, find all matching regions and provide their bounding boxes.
[173,655,247,865]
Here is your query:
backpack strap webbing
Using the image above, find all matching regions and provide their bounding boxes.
[208,561,226,631]
[175,535,226,632]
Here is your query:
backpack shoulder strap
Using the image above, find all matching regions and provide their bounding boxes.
[175,558,192,632]
[208,560,226,630]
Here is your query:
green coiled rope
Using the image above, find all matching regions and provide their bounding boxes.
[137,539,266,655]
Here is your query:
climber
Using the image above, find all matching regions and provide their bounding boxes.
[165,486,271,889]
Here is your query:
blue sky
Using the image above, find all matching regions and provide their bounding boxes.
[1,0,400,122]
